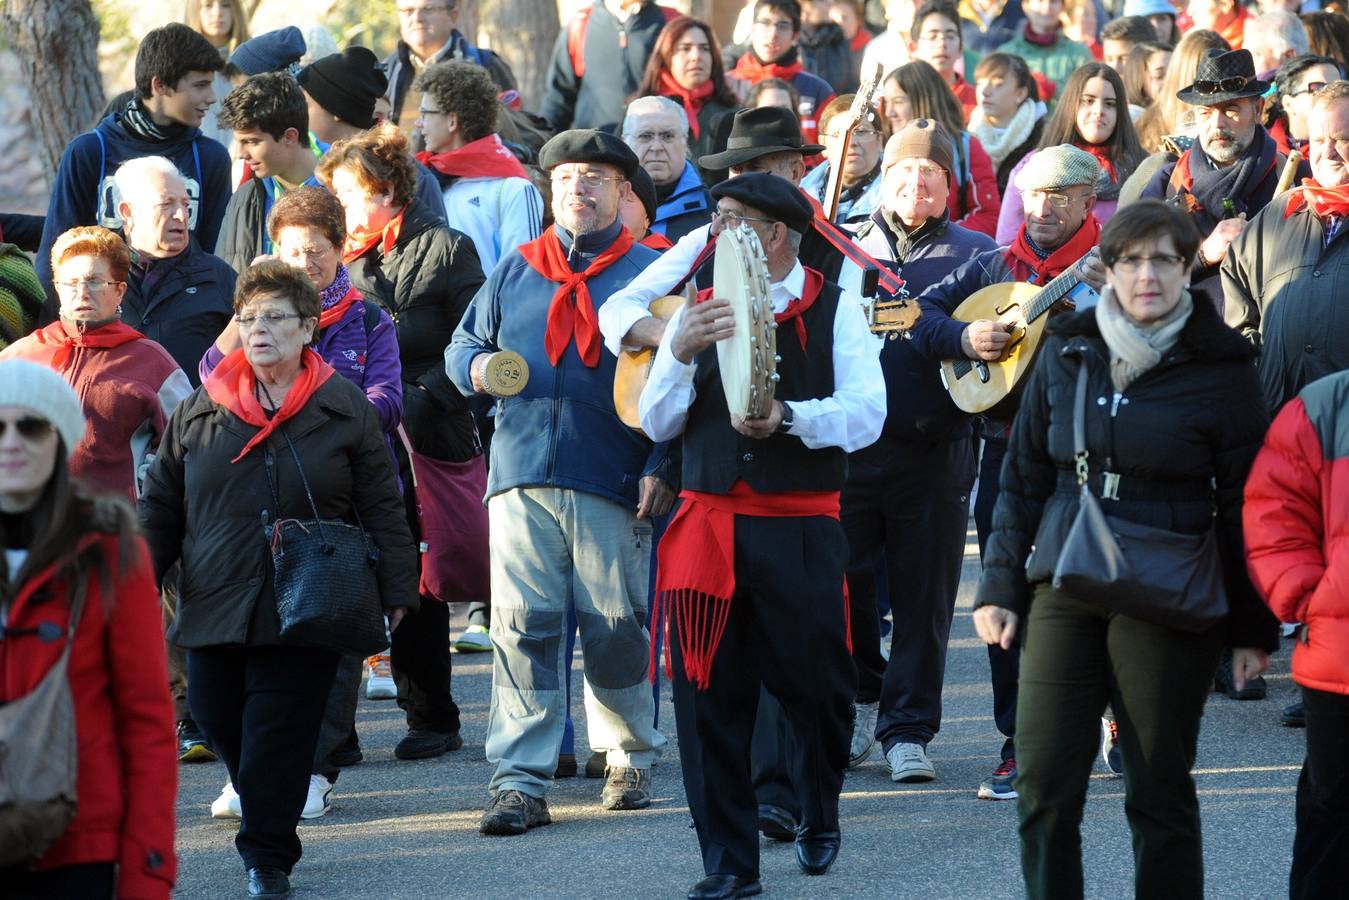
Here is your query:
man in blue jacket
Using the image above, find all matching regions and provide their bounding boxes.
[446,130,674,837]
[36,23,232,305]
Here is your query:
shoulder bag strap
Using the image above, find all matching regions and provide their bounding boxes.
[277,427,375,556]
[1072,357,1090,488]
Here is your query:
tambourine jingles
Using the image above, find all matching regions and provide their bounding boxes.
[480,350,529,397]
[713,224,778,419]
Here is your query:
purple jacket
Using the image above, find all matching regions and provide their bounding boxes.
[199,297,404,436]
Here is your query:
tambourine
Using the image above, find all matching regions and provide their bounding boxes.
[480,350,529,397]
[714,224,778,419]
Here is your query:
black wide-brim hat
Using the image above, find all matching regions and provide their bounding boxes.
[698,106,826,170]
[1177,48,1271,105]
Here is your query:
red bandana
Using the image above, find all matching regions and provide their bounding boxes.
[1004,214,1101,284]
[343,207,405,265]
[34,320,143,370]
[1076,140,1117,183]
[641,231,674,251]
[731,51,804,84]
[653,482,848,690]
[1284,178,1349,220]
[318,285,362,331]
[203,347,336,463]
[415,134,528,181]
[518,228,636,367]
[658,71,715,139]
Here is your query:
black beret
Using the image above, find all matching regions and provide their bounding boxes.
[711,172,814,235]
[629,166,659,224]
[539,129,639,178]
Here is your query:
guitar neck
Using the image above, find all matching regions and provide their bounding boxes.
[1024,257,1088,323]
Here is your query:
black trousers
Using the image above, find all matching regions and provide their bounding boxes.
[974,434,1019,757]
[1291,686,1349,899]
[391,597,460,734]
[4,862,114,899]
[673,514,855,879]
[188,645,338,873]
[841,435,974,751]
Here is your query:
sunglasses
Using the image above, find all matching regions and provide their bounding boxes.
[1192,75,1251,95]
[1288,81,1329,98]
[0,417,54,441]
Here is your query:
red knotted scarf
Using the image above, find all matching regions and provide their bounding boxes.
[518,228,636,367]
[1284,179,1349,220]
[730,51,804,84]
[343,207,406,265]
[1075,140,1117,183]
[317,285,362,331]
[693,266,825,352]
[203,347,336,463]
[33,320,143,370]
[641,231,675,251]
[1005,214,1100,284]
[658,71,715,139]
[653,481,848,690]
[415,134,529,180]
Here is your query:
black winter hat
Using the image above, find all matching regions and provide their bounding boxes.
[297,46,387,129]
[629,166,659,224]
[711,172,814,234]
[539,129,640,178]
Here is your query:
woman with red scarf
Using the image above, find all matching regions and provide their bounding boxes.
[997,63,1145,245]
[139,262,417,900]
[635,15,742,178]
[1,226,191,500]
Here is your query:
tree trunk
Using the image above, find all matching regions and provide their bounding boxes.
[2,0,104,176]
[478,0,559,113]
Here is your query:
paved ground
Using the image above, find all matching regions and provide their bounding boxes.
[174,525,1306,899]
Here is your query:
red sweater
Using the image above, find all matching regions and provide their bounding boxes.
[0,529,177,897]
[949,133,1002,238]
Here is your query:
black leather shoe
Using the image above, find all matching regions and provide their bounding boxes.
[687,874,763,899]
[247,866,291,898]
[795,828,840,876]
[756,803,797,842]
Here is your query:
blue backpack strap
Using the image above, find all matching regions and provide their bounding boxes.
[96,130,108,220]
[959,132,972,189]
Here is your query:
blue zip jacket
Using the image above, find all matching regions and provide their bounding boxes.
[652,162,711,243]
[446,219,674,509]
[36,112,231,304]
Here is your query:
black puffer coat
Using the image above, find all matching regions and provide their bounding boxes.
[974,292,1279,651]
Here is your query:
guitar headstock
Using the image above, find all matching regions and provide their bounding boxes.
[868,297,922,338]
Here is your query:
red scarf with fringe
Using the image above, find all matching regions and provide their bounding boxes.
[204,347,335,463]
[34,320,143,370]
[415,134,528,180]
[1004,214,1100,284]
[518,227,636,367]
[317,285,362,331]
[658,71,715,138]
[343,208,405,265]
[654,481,848,690]
[1284,179,1349,220]
[731,51,804,84]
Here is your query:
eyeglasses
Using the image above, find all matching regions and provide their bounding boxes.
[0,417,54,441]
[1287,81,1329,98]
[278,243,334,262]
[753,18,795,33]
[397,2,452,16]
[56,278,124,293]
[1191,76,1251,95]
[711,209,775,229]
[891,161,946,179]
[418,108,444,117]
[235,311,305,328]
[629,130,684,145]
[1021,189,1082,209]
[550,170,624,189]
[1111,254,1186,274]
[822,127,879,141]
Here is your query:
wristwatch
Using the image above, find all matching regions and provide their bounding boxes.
[776,402,794,435]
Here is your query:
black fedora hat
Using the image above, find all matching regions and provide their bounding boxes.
[1177,49,1271,105]
[697,107,826,170]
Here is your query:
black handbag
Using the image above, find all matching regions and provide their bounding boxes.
[1052,358,1229,633]
[263,429,389,657]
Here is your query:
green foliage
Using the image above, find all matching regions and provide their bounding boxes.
[324,0,401,56]
[91,0,130,46]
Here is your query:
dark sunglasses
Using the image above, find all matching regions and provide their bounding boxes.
[0,417,54,440]
[1288,81,1329,98]
[1192,76,1251,95]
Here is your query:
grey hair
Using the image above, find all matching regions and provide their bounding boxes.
[114,155,187,206]
[1249,10,1310,58]
[785,228,803,253]
[622,96,690,138]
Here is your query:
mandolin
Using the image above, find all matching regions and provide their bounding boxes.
[613,294,687,431]
[938,250,1095,414]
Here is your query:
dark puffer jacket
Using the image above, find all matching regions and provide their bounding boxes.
[974,293,1279,651]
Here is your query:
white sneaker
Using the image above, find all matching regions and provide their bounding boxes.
[848,702,879,768]
[301,773,333,820]
[210,781,241,819]
[453,624,493,653]
[886,741,937,783]
[366,653,396,700]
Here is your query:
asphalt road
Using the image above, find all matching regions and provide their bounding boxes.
[173,525,1306,899]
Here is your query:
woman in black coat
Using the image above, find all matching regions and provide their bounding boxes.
[318,123,487,760]
[972,202,1279,899]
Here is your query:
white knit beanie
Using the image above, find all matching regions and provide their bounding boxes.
[0,360,86,452]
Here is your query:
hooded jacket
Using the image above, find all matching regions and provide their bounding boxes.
[651,162,713,243]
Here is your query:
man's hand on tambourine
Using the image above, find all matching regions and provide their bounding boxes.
[732,399,784,439]
[672,295,735,364]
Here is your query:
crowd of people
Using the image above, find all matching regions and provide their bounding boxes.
[2,0,1349,897]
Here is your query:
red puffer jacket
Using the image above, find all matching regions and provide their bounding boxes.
[0,509,177,897]
[1245,371,1349,696]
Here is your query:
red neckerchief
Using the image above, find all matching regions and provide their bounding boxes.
[731,51,804,83]
[1075,140,1117,183]
[849,29,871,52]
[657,71,715,139]
[518,227,636,367]
[1004,215,1100,283]
[641,231,674,251]
[318,285,362,331]
[343,207,406,265]
[415,135,528,181]
[1022,22,1058,46]
[34,320,143,370]
[694,266,824,351]
[1284,178,1349,220]
[1267,117,1305,158]
[203,347,336,463]
[653,481,846,690]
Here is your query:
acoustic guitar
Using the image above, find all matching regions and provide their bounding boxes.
[938,251,1094,414]
[613,293,687,430]
[822,63,884,222]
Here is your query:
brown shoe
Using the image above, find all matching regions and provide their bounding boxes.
[600,765,652,810]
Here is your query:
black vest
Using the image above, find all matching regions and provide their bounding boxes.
[682,275,849,494]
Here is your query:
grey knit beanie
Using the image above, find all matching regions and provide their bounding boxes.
[0,360,86,452]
